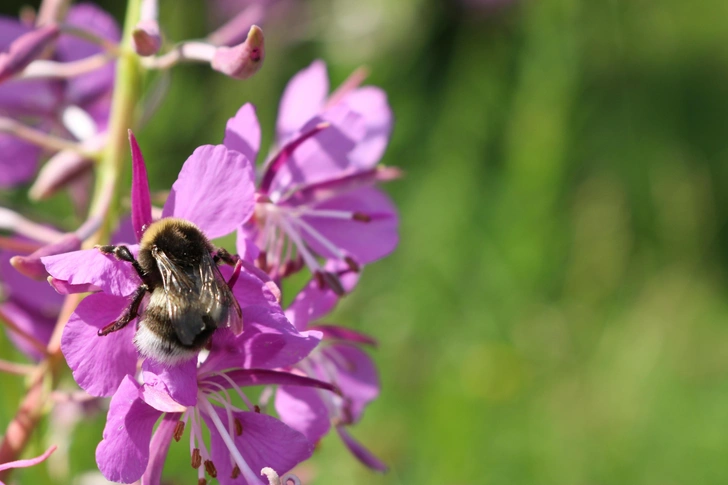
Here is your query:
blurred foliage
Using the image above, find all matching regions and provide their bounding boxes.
[2,0,728,484]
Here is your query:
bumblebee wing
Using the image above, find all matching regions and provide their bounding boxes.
[153,248,206,346]
[198,251,243,336]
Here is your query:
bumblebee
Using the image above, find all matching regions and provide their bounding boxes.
[96,218,243,364]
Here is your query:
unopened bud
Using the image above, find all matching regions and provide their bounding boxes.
[211,25,264,80]
[133,20,161,56]
[0,24,59,83]
[29,149,94,200]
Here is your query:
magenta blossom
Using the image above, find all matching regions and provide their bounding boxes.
[0,4,119,190]
[227,60,400,292]
[96,325,328,484]
[0,248,62,360]
[275,266,387,471]
[41,133,281,397]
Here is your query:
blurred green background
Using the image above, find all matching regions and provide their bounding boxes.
[3,0,728,484]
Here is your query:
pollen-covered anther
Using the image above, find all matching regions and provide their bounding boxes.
[204,459,218,478]
[234,417,244,436]
[231,465,241,479]
[256,250,268,272]
[191,448,202,469]
[198,479,207,485]
[344,256,360,272]
[173,420,185,441]
[352,211,371,222]
[254,404,261,413]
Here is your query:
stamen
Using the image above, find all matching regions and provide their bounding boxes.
[256,250,268,272]
[352,211,371,222]
[344,256,360,273]
[198,398,259,484]
[198,479,207,485]
[213,371,255,411]
[277,217,323,274]
[204,460,217,478]
[191,449,202,469]
[315,271,345,296]
[254,405,261,413]
[231,465,241,479]
[234,417,243,436]
[173,421,185,442]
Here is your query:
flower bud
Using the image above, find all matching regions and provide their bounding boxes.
[211,25,264,80]
[0,24,60,83]
[133,20,161,56]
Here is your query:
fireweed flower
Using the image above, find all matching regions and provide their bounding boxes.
[0,248,62,360]
[41,133,272,397]
[96,325,327,484]
[0,4,119,191]
[227,61,399,291]
[275,267,387,471]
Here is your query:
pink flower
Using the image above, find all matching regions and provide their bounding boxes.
[225,60,400,293]
[275,266,387,471]
[41,133,270,397]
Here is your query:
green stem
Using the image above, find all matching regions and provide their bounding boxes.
[88,0,143,244]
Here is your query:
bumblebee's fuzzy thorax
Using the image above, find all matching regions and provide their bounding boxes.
[138,218,213,274]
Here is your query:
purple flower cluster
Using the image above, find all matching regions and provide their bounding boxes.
[22,60,400,483]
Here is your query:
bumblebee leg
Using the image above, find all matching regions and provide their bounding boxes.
[213,247,239,266]
[98,284,149,336]
[97,244,147,282]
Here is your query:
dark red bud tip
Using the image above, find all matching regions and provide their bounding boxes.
[234,417,244,436]
[191,448,202,469]
[204,460,218,478]
[352,212,371,222]
[173,421,185,442]
[231,466,241,479]
[344,256,360,273]
[132,20,161,56]
[254,404,261,413]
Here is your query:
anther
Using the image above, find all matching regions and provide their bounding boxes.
[191,448,202,469]
[173,421,185,442]
[352,212,371,222]
[344,256,360,273]
[314,271,325,289]
[231,465,241,479]
[254,405,261,413]
[256,250,268,272]
[204,460,218,478]
[321,271,345,296]
[234,417,243,436]
[198,479,207,485]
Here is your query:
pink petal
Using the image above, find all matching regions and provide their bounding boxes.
[96,376,162,483]
[61,294,139,397]
[0,134,41,188]
[285,270,359,331]
[336,425,388,472]
[300,186,398,264]
[275,385,331,443]
[322,343,379,423]
[310,325,377,347]
[223,103,261,165]
[201,309,320,373]
[129,131,152,241]
[161,145,255,239]
[276,60,328,142]
[341,86,393,170]
[141,413,182,485]
[141,358,198,408]
[0,445,57,472]
[201,369,337,394]
[42,245,142,297]
[268,108,366,197]
[204,408,313,485]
